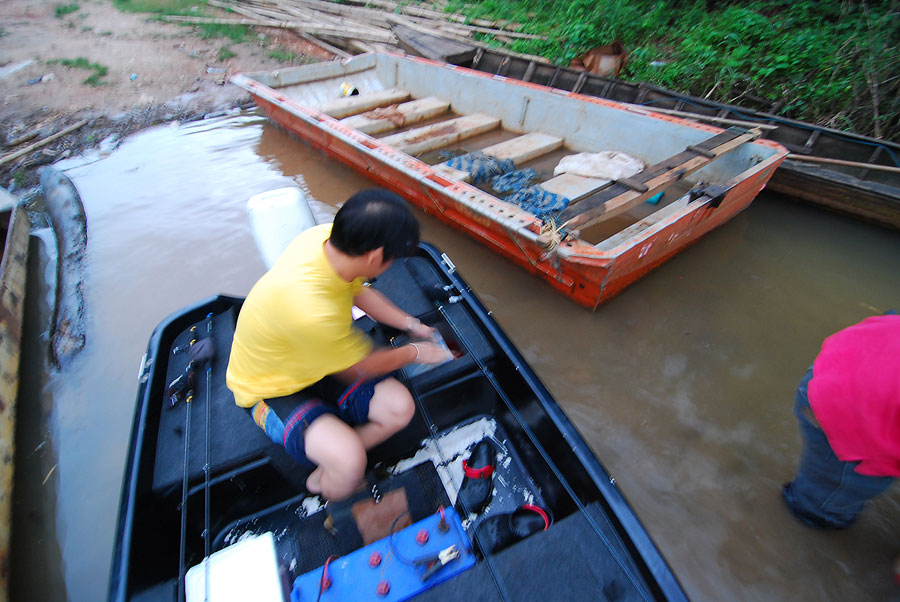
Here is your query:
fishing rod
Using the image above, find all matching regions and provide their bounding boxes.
[400,337,514,602]
[170,317,216,602]
[202,312,214,602]
[176,323,199,602]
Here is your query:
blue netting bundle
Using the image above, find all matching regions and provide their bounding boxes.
[507,186,571,219]
[446,152,515,184]
[492,168,537,194]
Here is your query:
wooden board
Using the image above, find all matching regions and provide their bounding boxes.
[540,172,611,202]
[432,132,564,182]
[341,97,451,135]
[317,88,411,119]
[382,114,501,156]
[0,203,30,601]
[390,22,477,63]
[559,128,761,230]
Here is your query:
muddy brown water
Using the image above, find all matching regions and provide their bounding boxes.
[11,111,900,601]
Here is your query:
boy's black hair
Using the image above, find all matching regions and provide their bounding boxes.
[330,189,420,261]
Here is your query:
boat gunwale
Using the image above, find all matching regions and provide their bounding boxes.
[232,52,788,262]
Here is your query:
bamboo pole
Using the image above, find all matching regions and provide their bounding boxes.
[305,0,525,31]
[624,104,779,130]
[786,154,900,174]
[298,33,352,58]
[273,0,537,38]
[0,120,88,167]
[241,0,393,39]
[386,15,550,64]
[161,15,394,41]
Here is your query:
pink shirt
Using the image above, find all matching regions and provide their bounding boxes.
[809,315,900,477]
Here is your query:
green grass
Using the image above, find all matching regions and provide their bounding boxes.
[54,3,80,17]
[113,0,252,43]
[218,45,237,61]
[268,48,296,63]
[443,0,900,140]
[112,0,198,13]
[47,57,109,87]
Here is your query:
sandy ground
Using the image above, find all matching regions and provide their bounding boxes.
[0,0,330,188]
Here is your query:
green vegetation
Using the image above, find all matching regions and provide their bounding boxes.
[268,48,297,63]
[113,0,252,43]
[445,0,899,140]
[47,57,109,87]
[54,3,81,17]
[218,45,237,61]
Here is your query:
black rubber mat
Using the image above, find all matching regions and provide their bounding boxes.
[212,461,451,581]
[152,309,275,493]
[415,501,653,602]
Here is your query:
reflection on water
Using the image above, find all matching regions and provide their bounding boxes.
[13,110,900,601]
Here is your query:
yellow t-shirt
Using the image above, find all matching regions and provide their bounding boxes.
[226,223,372,407]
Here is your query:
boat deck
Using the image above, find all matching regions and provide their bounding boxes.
[319,85,754,237]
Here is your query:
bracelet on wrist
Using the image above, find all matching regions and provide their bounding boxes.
[409,342,421,361]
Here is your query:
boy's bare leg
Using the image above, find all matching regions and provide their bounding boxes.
[304,414,367,501]
[354,378,415,450]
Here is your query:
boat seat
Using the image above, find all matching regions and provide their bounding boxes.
[381,113,501,156]
[559,126,761,230]
[151,309,304,495]
[538,172,613,202]
[433,132,564,182]
[340,96,451,135]
[317,88,411,119]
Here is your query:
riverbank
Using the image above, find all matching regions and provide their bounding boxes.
[0,0,329,190]
[449,0,899,142]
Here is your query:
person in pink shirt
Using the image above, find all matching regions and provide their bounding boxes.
[783,313,900,529]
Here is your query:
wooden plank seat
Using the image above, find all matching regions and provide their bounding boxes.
[382,113,501,156]
[317,88,411,119]
[340,97,451,135]
[557,126,762,230]
[432,132,564,182]
[540,172,612,202]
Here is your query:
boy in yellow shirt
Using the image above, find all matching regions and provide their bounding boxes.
[226,189,451,500]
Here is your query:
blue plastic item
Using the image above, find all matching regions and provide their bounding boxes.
[646,191,664,205]
[290,507,475,601]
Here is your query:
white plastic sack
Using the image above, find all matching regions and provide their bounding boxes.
[553,150,645,180]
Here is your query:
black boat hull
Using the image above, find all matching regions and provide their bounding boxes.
[110,244,687,601]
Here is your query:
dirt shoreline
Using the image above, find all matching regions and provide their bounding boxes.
[0,0,328,189]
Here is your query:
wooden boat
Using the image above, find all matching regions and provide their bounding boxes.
[0,195,30,600]
[232,52,787,309]
[108,235,688,600]
[391,30,900,230]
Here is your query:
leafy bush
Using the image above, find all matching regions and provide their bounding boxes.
[444,0,899,140]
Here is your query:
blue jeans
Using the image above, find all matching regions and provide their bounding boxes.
[783,368,894,528]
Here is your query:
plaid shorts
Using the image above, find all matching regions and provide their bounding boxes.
[250,375,387,467]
